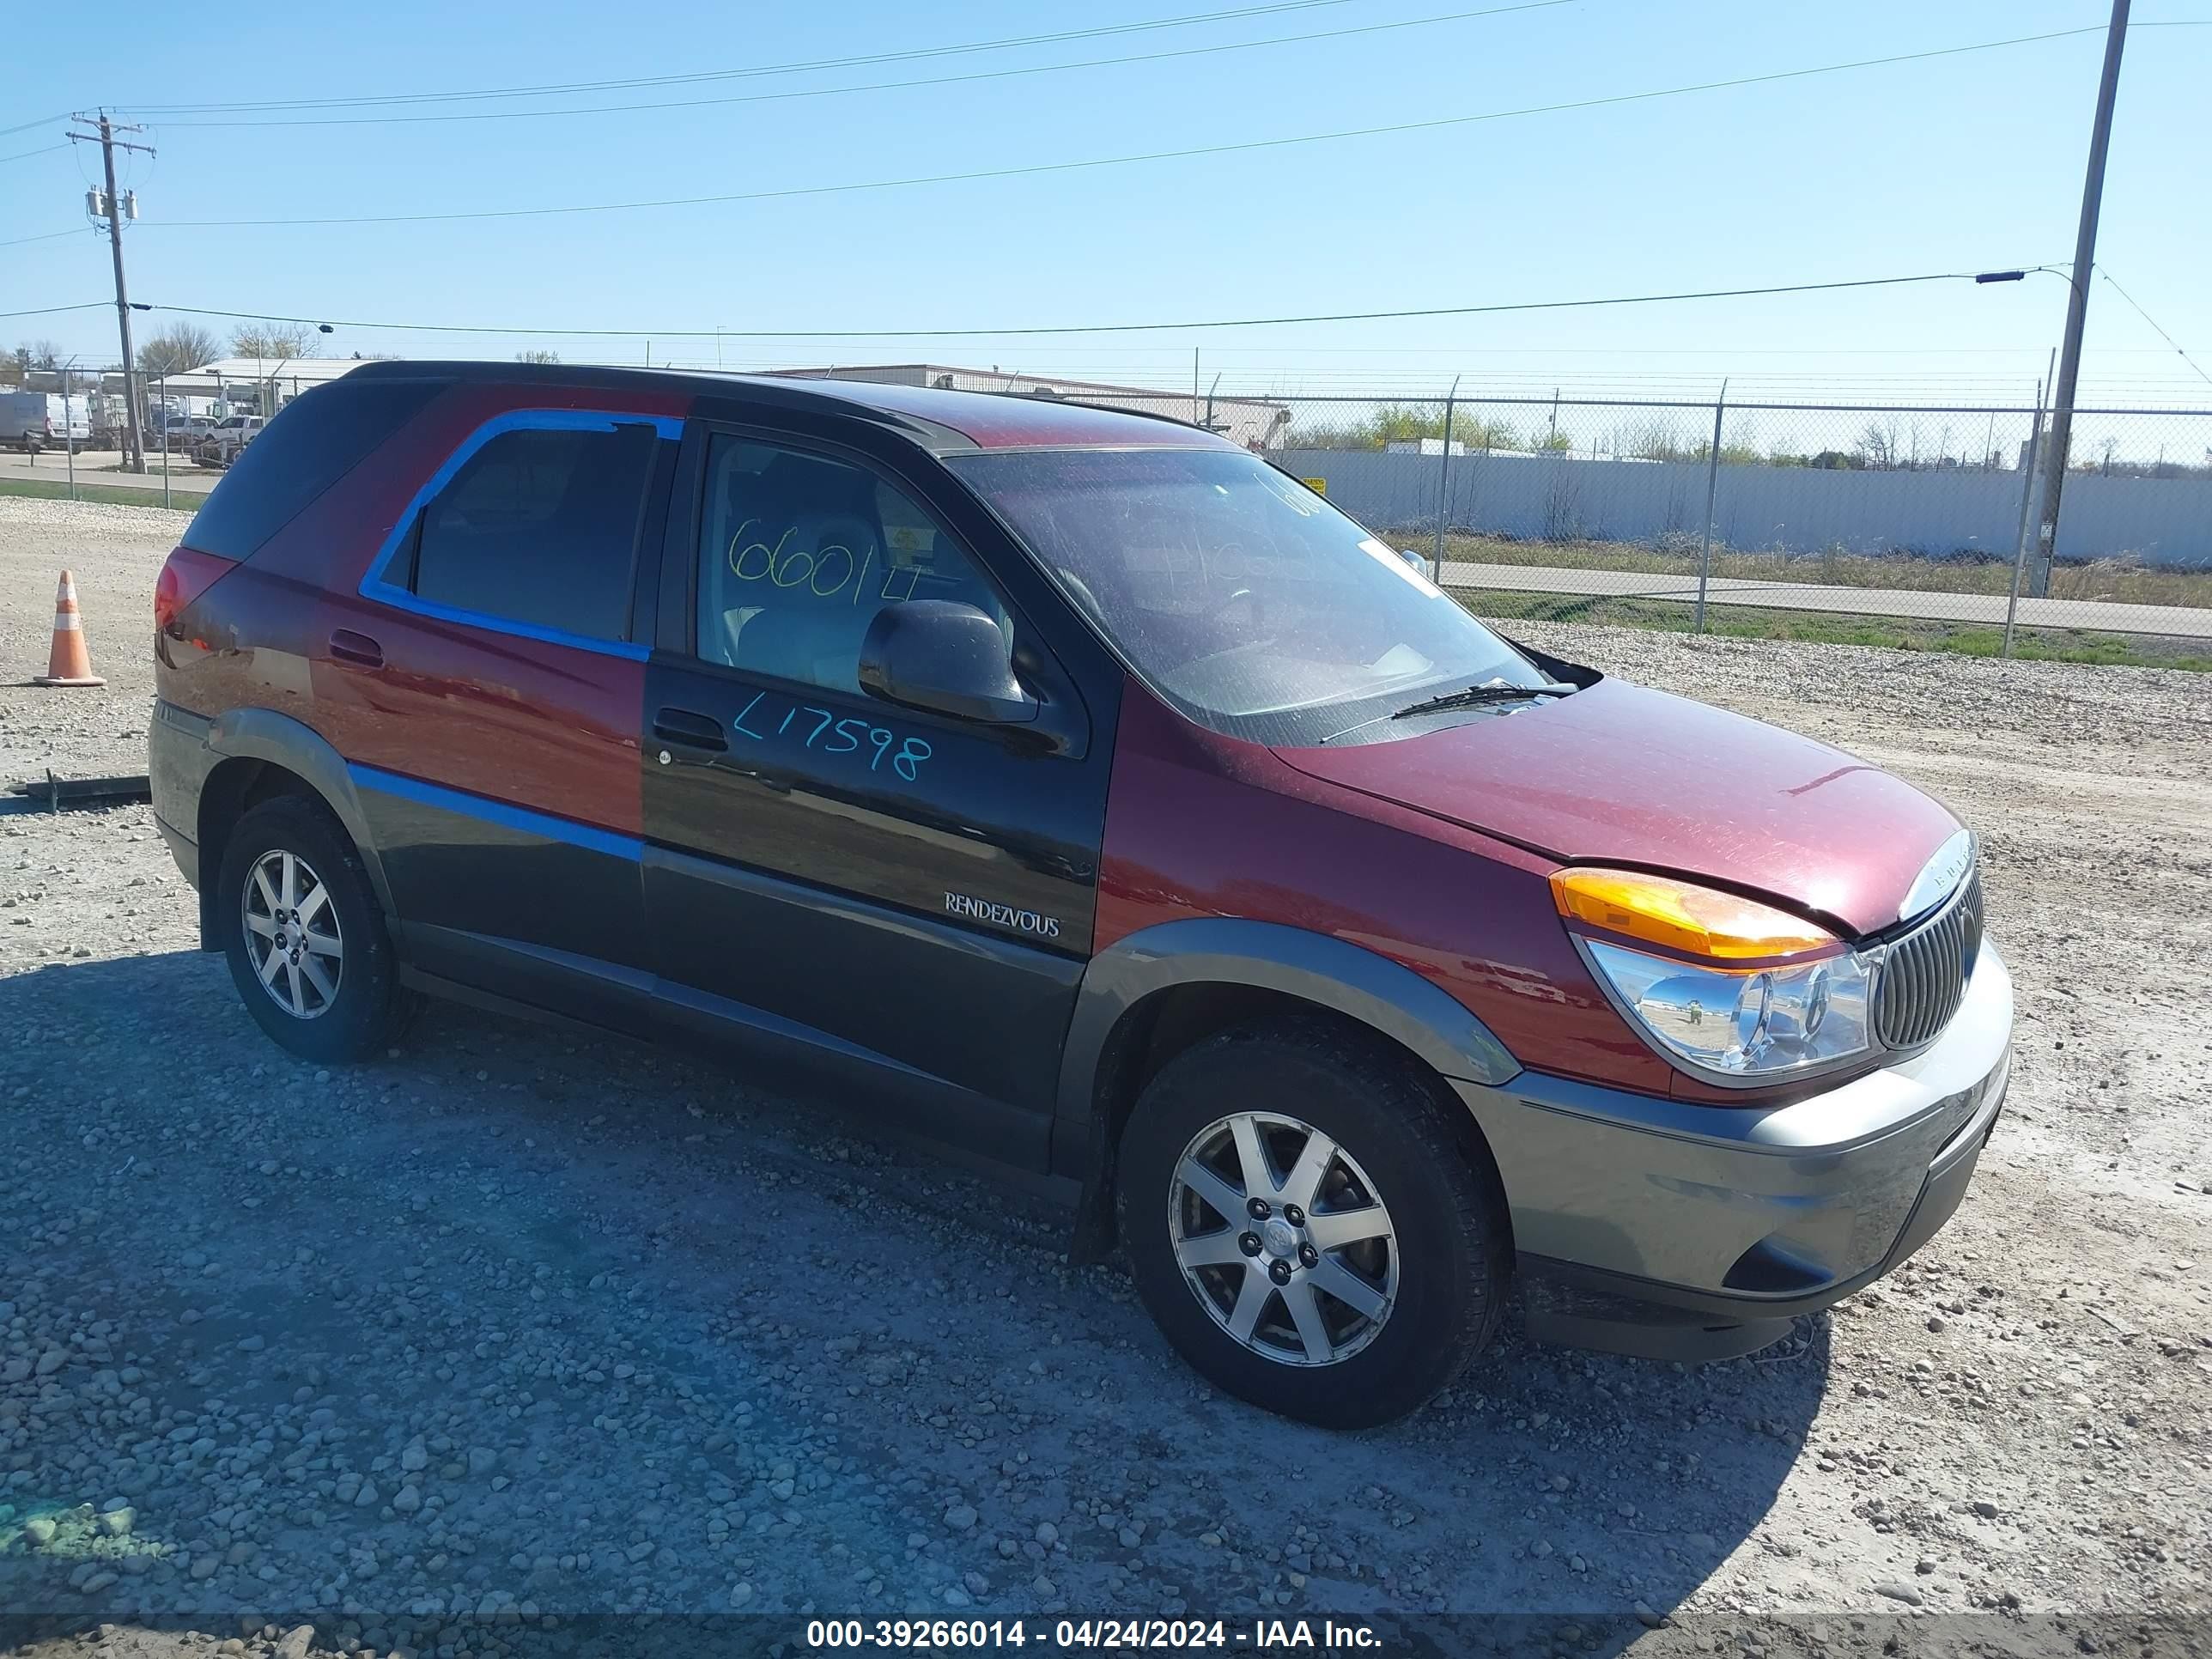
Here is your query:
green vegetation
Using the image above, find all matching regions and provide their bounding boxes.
[1300,405,1527,452]
[1407,530,2212,611]
[1458,588,2212,672]
[0,478,198,512]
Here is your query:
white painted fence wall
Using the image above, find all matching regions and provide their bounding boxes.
[1273,448,2212,568]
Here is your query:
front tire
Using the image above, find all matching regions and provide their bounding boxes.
[1116,1018,1510,1428]
[216,795,404,1064]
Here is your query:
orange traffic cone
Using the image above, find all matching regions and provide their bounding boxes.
[33,569,106,688]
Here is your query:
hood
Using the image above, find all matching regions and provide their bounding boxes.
[1274,678,1961,939]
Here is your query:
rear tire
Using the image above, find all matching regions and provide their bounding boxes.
[1116,1018,1510,1428]
[216,795,404,1064]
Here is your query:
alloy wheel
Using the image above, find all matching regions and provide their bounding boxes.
[1167,1110,1398,1366]
[240,848,344,1020]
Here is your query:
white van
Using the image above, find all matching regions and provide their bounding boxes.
[0,391,92,455]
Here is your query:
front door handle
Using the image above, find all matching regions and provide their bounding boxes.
[329,629,384,668]
[653,706,728,752]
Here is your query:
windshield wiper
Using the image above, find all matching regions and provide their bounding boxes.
[1389,680,1576,720]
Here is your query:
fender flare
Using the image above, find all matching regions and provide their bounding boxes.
[1055,917,1520,1259]
[201,708,398,922]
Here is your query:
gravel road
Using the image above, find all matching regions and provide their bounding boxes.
[3,500,2208,1657]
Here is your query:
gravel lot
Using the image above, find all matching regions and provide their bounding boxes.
[3,498,2209,1656]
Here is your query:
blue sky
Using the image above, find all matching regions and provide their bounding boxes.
[3,0,2209,404]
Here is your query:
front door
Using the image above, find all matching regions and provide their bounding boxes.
[641,425,1111,1165]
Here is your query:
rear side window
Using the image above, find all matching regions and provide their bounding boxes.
[181,378,442,562]
[404,422,659,644]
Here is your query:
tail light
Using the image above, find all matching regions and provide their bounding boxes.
[155,546,238,641]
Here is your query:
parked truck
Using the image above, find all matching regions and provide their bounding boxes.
[87,392,133,450]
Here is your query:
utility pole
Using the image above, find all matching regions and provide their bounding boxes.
[2029,0,2130,597]
[70,111,155,474]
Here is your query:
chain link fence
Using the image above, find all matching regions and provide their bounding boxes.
[1262,395,2212,659]
[12,360,2209,659]
[4,362,323,510]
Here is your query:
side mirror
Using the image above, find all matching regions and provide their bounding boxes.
[1398,548,1428,571]
[860,599,1037,725]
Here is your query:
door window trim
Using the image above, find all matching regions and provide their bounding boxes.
[359,406,683,661]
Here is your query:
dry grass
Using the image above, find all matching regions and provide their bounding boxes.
[0,478,196,513]
[1399,530,2212,610]
[1459,588,2212,672]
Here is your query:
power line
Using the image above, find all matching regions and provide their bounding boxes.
[0,142,69,163]
[0,301,111,321]
[0,111,72,139]
[118,0,1361,115]
[142,1,1574,130]
[0,228,90,250]
[125,24,2208,233]
[2095,265,2212,387]
[131,270,2007,341]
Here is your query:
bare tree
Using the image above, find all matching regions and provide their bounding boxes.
[139,324,222,377]
[14,339,64,372]
[514,349,561,364]
[230,324,321,360]
[1854,420,1903,469]
[1615,416,1690,462]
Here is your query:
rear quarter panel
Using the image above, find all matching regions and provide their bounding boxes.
[173,381,689,838]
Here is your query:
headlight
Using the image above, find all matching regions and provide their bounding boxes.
[1581,939,1871,1077]
[1553,867,1873,1079]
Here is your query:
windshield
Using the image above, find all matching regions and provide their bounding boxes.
[946,446,1552,745]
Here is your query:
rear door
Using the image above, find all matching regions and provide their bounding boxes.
[320,405,681,1016]
[638,419,1116,1165]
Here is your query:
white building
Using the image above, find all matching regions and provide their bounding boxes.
[143,356,369,413]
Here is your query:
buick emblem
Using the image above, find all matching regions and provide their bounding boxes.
[1900,829,1975,922]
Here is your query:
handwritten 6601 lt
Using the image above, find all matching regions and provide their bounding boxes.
[151,361,2010,1427]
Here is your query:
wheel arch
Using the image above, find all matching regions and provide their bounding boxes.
[196,709,394,948]
[1057,918,1519,1261]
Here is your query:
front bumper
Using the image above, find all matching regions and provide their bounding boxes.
[1456,939,2013,1361]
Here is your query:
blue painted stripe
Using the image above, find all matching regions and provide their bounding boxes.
[357,588,653,661]
[349,763,643,862]
[357,406,681,662]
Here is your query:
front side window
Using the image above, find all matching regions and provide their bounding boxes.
[695,434,1012,695]
[405,421,659,643]
[946,446,1551,746]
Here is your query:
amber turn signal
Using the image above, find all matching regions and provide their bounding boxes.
[1549,866,1837,961]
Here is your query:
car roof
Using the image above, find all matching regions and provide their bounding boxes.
[340,359,1243,454]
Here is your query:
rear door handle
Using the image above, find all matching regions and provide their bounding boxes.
[329,629,384,668]
[653,706,728,752]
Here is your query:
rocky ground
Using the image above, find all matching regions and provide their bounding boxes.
[1,499,2208,1657]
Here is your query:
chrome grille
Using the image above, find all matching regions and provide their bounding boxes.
[1875,869,1984,1050]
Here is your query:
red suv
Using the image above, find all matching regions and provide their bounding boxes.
[150,364,2011,1426]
